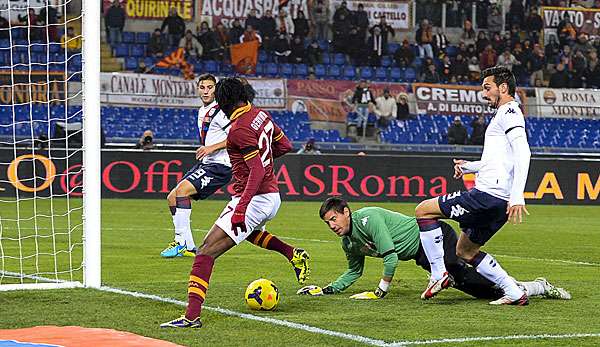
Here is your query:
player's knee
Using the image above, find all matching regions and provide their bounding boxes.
[456,247,476,261]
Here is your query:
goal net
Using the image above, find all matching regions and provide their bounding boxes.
[0,0,100,290]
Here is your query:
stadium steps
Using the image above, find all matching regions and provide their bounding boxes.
[101,42,123,72]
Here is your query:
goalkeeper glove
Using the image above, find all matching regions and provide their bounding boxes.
[349,285,387,300]
[296,285,334,296]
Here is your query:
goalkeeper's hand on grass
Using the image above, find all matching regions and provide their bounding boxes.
[296,285,334,296]
[349,287,387,300]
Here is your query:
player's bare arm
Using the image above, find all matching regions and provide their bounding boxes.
[196,139,227,160]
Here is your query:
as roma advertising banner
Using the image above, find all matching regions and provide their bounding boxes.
[536,87,600,119]
[541,7,600,44]
[412,83,528,116]
[1,149,598,205]
[287,79,407,123]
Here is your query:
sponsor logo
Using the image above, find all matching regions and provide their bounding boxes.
[449,204,469,218]
[361,216,369,226]
[543,90,557,104]
[200,176,213,189]
[434,235,443,244]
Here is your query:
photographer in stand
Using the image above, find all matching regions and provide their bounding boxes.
[136,130,155,150]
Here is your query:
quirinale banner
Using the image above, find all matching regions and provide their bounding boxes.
[0,149,597,205]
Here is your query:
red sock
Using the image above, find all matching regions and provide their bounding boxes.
[247,230,294,261]
[185,254,214,320]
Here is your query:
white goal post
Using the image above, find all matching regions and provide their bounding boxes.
[0,0,101,291]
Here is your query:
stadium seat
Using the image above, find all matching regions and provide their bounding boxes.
[341,66,355,80]
[203,60,219,73]
[280,63,293,78]
[381,55,392,67]
[294,64,308,78]
[389,67,403,81]
[333,53,346,65]
[375,67,387,81]
[322,53,331,65]
[136,32,151,44]
[327,65,341,78]
[387,43,399,55]
[255,63,264,75]
[130,44,145,57]
[113,44,129,57]
[445,45,458,57]
[314,64,326,78]
[404,67,417,82]
[360,66,373,80]
[265,63,278,76]
[122,32,135,44]
[125,57,138,70]
[258,50,269,63]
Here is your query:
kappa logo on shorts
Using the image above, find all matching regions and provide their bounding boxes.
[442,191,461,202]
[449,204,470,218]
[200,176,214,189]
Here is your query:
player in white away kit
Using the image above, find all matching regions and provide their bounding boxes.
[414,66,544,305]
[161,74,232,257]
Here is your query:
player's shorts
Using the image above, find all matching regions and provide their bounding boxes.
[182,162,232,201]
[437,188,508,245]
[215,192,281,244]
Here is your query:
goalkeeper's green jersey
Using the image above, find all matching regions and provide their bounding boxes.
[330,207,421,293]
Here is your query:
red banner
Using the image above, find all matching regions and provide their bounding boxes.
[286,79,407,123]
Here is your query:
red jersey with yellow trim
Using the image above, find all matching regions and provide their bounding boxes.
[227,104,287,197]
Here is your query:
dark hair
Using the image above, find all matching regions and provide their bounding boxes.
[236,77,256,102]
[481,66,516,97]
[197,73,217,85]
[215,77,249,117]
[319,197,350,219]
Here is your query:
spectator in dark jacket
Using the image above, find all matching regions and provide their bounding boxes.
[0,15,8,40]
[394,39,415,67]
[38,4,60,42]
[306,39,323,66]
[352,80,375,129]
[147,28,167,57]
[367,26,385,66]
[289,36,306,63]
[293,10,310,39]
[452,53,469,82]
[259,10,277,50]
[332,12,352,54]
[370,16,395,50]
[549,63,570,88]
[524,7,543,43]
[196,21,224,60]
[311,0,330,41]
[245,9,261,32]
[229,18,245,45]
[161,8,186,47]
[447,116,468,145]
[106,0,126,44]
[469,115,487,145]
[353,4,370,42]
[272,32,291,63]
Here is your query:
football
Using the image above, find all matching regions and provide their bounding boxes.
[245,278,280,311]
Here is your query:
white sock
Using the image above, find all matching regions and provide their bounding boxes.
[172,214,186,246]
[475,253,524,299]
[173,208,195,250]
[518,280,545,296]
[419,227,446,280]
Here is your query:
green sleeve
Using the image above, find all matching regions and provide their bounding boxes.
[368,213,399,278]
[329,251,365,293]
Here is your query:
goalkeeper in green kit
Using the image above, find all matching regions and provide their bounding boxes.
[297,197,571,301]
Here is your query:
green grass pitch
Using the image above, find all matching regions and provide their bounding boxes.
[1,199,599,346]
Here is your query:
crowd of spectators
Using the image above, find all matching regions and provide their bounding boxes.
[98,0,600,89]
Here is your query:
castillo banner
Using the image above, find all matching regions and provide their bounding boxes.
[329,0,411,30]
[541,6,600,43]
[287,79,407,123]
[1,149,598,205]
[0,71,66,105]
[412,83,528,116]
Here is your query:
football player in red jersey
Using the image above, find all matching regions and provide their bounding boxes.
[161,78,311,328]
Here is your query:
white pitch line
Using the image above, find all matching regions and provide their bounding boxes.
[389,332,600,346]
[97,285,389,347]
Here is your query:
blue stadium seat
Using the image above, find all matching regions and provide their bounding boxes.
[136,32,151,44]
[255,63,264,75]
[322,53,331,65]
[342,66,356,80]
[203,60,219,73]
[130,44,145,57]
[389,67,403,81]
[122,32,135,44]
[294,63,308,78]
[360,66,373,80]
[387,43,399,55]
[113,44,129,57]
[381,55,392,67]
[404,67,417,82]
[445,45,458,57]
[327,65,341,78]
[258,50,269,63]
[314,64,326,78]
[280,63,293,78]
[265,62,278,76]
[333,53,346,65]
[375,67,387,81]
[125,57,138,70]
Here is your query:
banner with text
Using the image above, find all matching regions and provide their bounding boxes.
[329,0,411,30]
[536,87,600,119]
[413,83,528,116]
[2,149,597,205]
[247,77,287,109]
[0,72,66,105]
[287,79,407,122]
[103,0,195,21]
[197,0,308,28]
[541,6,600,43]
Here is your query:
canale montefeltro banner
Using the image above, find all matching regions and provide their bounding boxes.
[1,149,598,205]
